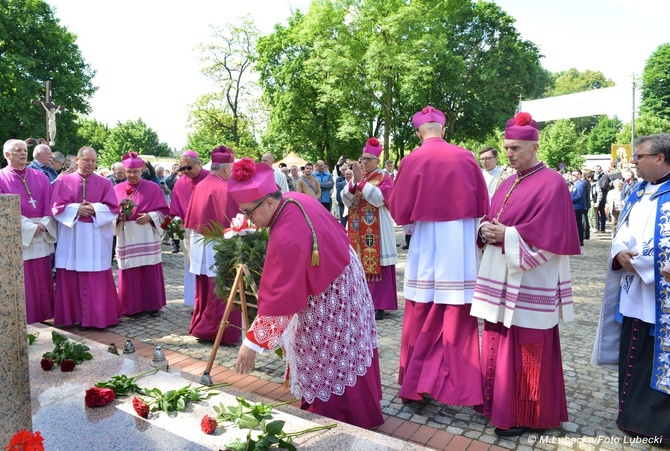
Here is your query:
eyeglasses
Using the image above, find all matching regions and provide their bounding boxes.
[240,198,266,217]
[178,165,193,171]
[480,157,496,162]
[360,157,378,163]
[632,153,658,162]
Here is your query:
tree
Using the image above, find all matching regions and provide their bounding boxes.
[98,119,172,169]
[586,116,622,154]
[75,117,109,152]
[640,43,670,121]
[539,120,585,170]
[544,68,615,97]
[188,17,261,156]
[0,0,96,153]
[615,113,670,145]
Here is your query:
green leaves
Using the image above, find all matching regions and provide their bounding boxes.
[139,382,229,415]
[42,331,93,365]
[94,368,159,397]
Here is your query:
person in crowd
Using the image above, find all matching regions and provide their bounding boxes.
[472,112,580,437]
[620,168,639,201]
[595,165,610,232]
[571,169,588,246]
[141,160,159,184]
[64,154,76,171]
[165,164,180,192]
[335,163,349,227]
[335,155,350,179]
[154,164,171,203]
[383,159,396,180]
[169,150,209,308]
[289,165,301,188]
[29,143,58,184]
[260,152,288,193]
[479,146,507,200]
[113,152,169,317]
[296,162,321,200]
[605,179,624,236]
[343,138,397,321]
[51,147,120,330]
[314,160,334,212]
[389,105,488,407]
[230,158,383,429]
[0,139,56,323]
[586,171,602,234]
[593,133,670,443]
[107,162,126,185]
[52,151,65,174]
[184,146,242,344]
[281,166,295,191]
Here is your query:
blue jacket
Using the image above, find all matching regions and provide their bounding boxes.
[313,170,334,204]
[571,179,587,210]
[28,160,58,184]
[336,175,347,205]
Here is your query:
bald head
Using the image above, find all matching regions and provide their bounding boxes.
[33,144,53,166]
[261,153,275,165]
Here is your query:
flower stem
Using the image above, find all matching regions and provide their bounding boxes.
[285,423,337,438]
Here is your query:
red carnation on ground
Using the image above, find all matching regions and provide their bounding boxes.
[40,358,54,371]
[85,387,116,408]
[366,137,380,147]
[60,359,76,372]
[515,111,533,126]
[200,415,218,434]
[5,430,44,451]
[132,397,150,418]
[125,187,133,196]
[232,158,256,181]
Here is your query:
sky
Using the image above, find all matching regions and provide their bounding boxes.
[47,0,669,150]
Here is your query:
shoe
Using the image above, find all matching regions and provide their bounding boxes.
[580,241,584,246]
[375,310,386,320]
[171,247,180,253]
[401,245,409,250]
[149,310,160,318]
[77,324,88,331]
[495,426,527,437]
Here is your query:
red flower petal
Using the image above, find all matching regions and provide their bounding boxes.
[201,415,218,434]
[85,387,116,408]
[515,112,532,126]
[40,358,54,371]
[60,359,76,372]
[132,397,150,418]
[125,188,133,195]
[232,158,257,182]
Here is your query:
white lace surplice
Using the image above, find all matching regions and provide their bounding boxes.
[247,248,378,403]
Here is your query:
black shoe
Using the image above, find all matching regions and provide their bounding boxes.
[149,310,160,318]
[495,426,527,437]
[171,247,180,253]
[375,310,386,320]
[77,324,88,331]
[580,241,584,246]
[401,245,409,250]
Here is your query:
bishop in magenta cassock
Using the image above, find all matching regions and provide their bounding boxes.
[389,106,489,407]
[1,139,56,323]
[342,137,398,321]
[230,159,383,429]
[51,146,121,329]
[169,150,209,308]
[472,112,580,437]
[184,145,241,344]
[114,152,169,316]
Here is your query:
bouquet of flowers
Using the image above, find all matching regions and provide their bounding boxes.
[160,215,184,240]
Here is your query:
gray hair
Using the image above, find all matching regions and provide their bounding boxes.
[33,144,51,157]
[111,162,124,170]
[211,162,232,172]
[3,139,26,161]
[77,146,96,158]
[613,179,624,188]
[419,122,443,135]
[52,151,65,163]
[635,133,670,162]
[622,168,634,179]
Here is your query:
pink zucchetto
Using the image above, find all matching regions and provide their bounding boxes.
[211,145,235,164]
[121,152,144,169]
[181,150,199,159]
[412,105,446,129]
[227,159,279,204]
[363,137,382,158]
[504,112,539,141]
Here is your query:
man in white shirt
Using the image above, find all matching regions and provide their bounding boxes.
[479,146,506,200]
[261,152,289,193]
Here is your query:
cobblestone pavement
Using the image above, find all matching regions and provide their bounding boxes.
[100,227,665,450]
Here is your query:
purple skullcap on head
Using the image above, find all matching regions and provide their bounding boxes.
[121,152,144,169]
[228,159,279,204]
[363,137,382,157]
[181,150,199,159]
[211,145,235,164]
[412,105,446,129]
[505,112,539,141]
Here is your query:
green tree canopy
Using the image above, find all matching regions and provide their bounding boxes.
[640,43,670,121]
[616,113,670,145]
[544,68,615,97]
[586,115,622,154]
[0,0,96,153]
[98,118,172,169]
[539,119,585,170]
[75,117,109,152]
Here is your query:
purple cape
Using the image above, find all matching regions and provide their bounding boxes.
[51,172,119,216]
[184,173,239,233]
[169,169,210,219]
[0,167,52,217]
[114,179,169,219]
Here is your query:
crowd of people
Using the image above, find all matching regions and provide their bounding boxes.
[2,110,669,440]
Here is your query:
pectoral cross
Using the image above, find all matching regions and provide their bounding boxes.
[28,197,37,208]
